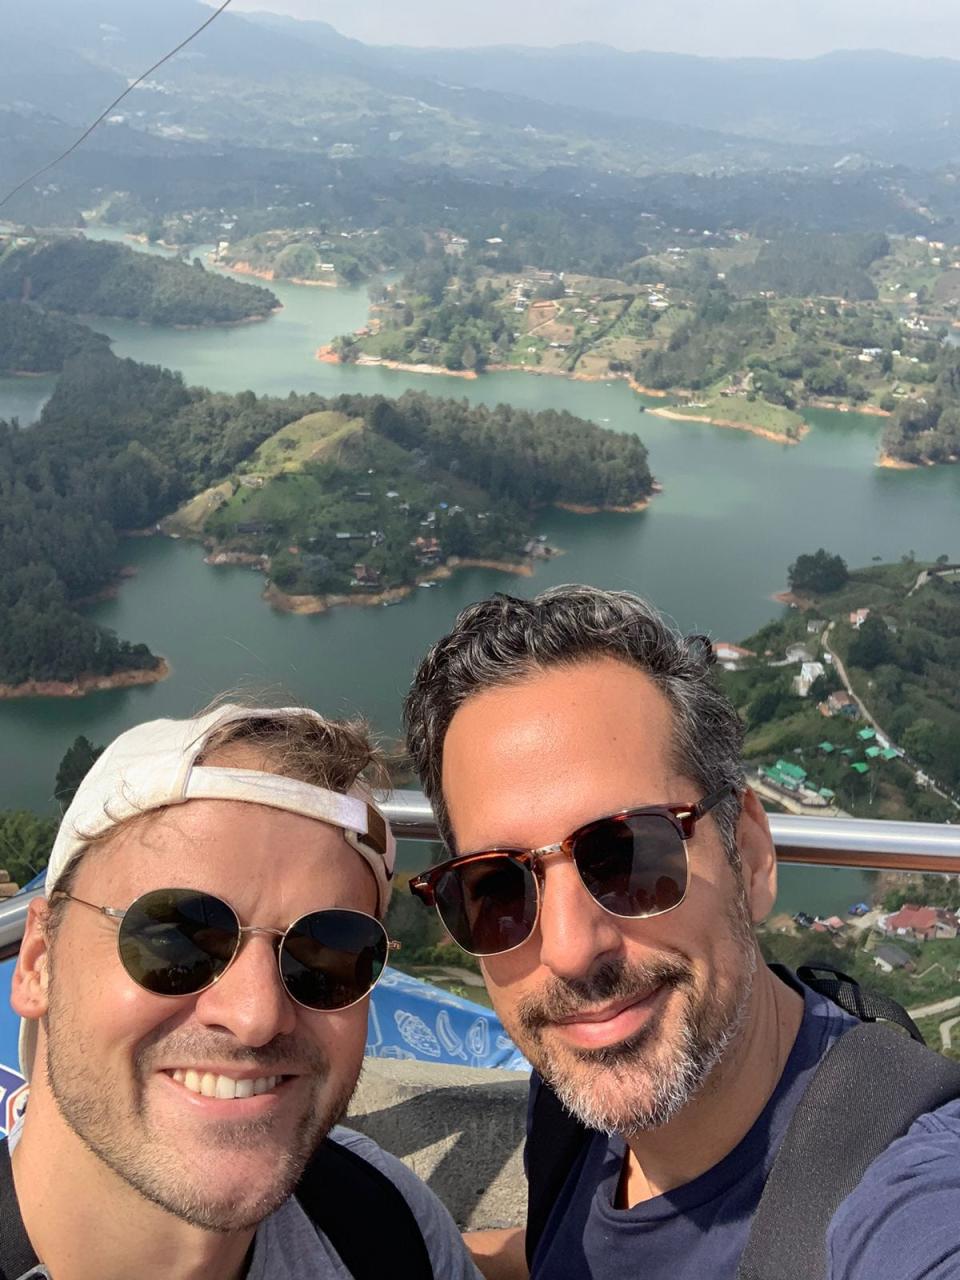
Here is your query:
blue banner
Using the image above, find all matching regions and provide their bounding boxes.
[366,968,530,1071]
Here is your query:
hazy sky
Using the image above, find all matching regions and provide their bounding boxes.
[218,0,960,59]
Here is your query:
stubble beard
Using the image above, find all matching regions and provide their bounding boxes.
[44,985,358,1233]
[507,899,758,1136]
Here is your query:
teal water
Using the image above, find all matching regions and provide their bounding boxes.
[0,374,57,426]
[2,230,957,913]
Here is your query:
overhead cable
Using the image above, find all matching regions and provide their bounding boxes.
[0,0,235,211]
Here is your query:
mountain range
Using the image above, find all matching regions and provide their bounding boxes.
[3,1,960,228]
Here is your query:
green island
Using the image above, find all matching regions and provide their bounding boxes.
[715,551,960,825]
[0,315,653,690]
[169,389,653,605]
[0,235,279,327]
[315,230,960,460]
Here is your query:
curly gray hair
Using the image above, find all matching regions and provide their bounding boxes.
[403,585,745,860]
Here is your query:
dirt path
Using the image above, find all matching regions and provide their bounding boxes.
[906,994,960,1019]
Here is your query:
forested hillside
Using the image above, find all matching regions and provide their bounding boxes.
[882,353,960,464]
[360,392,651,508]
[0,239,279,327]
[729,233,889,301]
[0,301,109,374]
[0,351,322,685]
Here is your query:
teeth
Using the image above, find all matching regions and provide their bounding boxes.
[174,1070,279,1099]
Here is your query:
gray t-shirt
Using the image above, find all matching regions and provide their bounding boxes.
[7,1120,482,1280]
[246,1126,483,1280]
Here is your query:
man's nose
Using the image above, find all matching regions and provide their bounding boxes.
[192,934,298,1046]
[535,859,626,979]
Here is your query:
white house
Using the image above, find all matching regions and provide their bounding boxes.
[794,662,826,698]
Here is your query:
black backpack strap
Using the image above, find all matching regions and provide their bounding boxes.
[525,1075,592,1270]
[795,962,925,1042]
[0,1141,42,1280]
[737,1022,960,1280]
[295,1137,433,1280]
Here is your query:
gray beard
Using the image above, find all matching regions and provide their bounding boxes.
[544,956,755,1135]
[512,907,758,1135]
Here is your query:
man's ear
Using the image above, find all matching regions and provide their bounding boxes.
[736,788,778,924]
[11,897,53,1020]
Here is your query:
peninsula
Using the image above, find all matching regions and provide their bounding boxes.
[323,230,960,457]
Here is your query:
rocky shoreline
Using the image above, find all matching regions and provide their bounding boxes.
[0,657,171,700]
[649,406,808,444]
[218,260,338,288]
[262,556,536,615]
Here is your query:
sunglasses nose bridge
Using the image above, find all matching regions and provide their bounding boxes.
[236,924,286,942]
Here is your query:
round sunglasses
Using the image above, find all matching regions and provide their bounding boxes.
[57,887,398,1010]
[409,786,736,957]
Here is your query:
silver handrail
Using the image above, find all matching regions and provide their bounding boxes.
[0,793,956,959]
[383,790,960,874]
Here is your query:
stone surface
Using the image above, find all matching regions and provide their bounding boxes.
[348,1058,529,1229]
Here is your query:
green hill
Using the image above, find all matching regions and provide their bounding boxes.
[0,237,279,327]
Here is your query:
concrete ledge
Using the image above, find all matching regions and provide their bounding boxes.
[348,1058,530,1229]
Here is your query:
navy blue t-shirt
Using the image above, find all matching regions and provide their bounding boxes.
[827,1097,960,1279]
[528,975,857,1280]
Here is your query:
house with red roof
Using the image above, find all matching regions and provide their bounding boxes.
[884,904,959,941]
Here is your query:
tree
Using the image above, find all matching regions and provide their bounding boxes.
[54,736,104,809]
[903,719,938,765]
[788,550,849,595]
[0,811,57,885]
[847,614,894,671]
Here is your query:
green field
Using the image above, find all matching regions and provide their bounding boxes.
[672,393,806,439]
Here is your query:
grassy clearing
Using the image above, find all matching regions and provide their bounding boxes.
[676,393,805,439]
[241,410,362,477]
[164,479,235,536]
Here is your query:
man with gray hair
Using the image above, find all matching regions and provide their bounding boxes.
[404,586,960,1280]
[6,702,482,1280]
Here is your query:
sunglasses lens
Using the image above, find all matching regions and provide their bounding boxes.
[118,889,239,996]
[434,856,538,956]
[573,814,687,918]
[280,909,389,1010]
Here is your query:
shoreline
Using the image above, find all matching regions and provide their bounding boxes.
[649,406,807,445]
[771,590,813,609]
[263,557,536,615]
[555,498,651,514]
[74,308,278,333]
[218,260,338,288]
[317,347,674,396]
[808,399,892,418]
[0,657,171,701]
[317,347,479,379]
[876,452,920,471]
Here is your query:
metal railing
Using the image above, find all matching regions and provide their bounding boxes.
[0,791,957,961]
[384,790,960,874]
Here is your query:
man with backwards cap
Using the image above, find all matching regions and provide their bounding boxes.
[6,703,482,1280]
